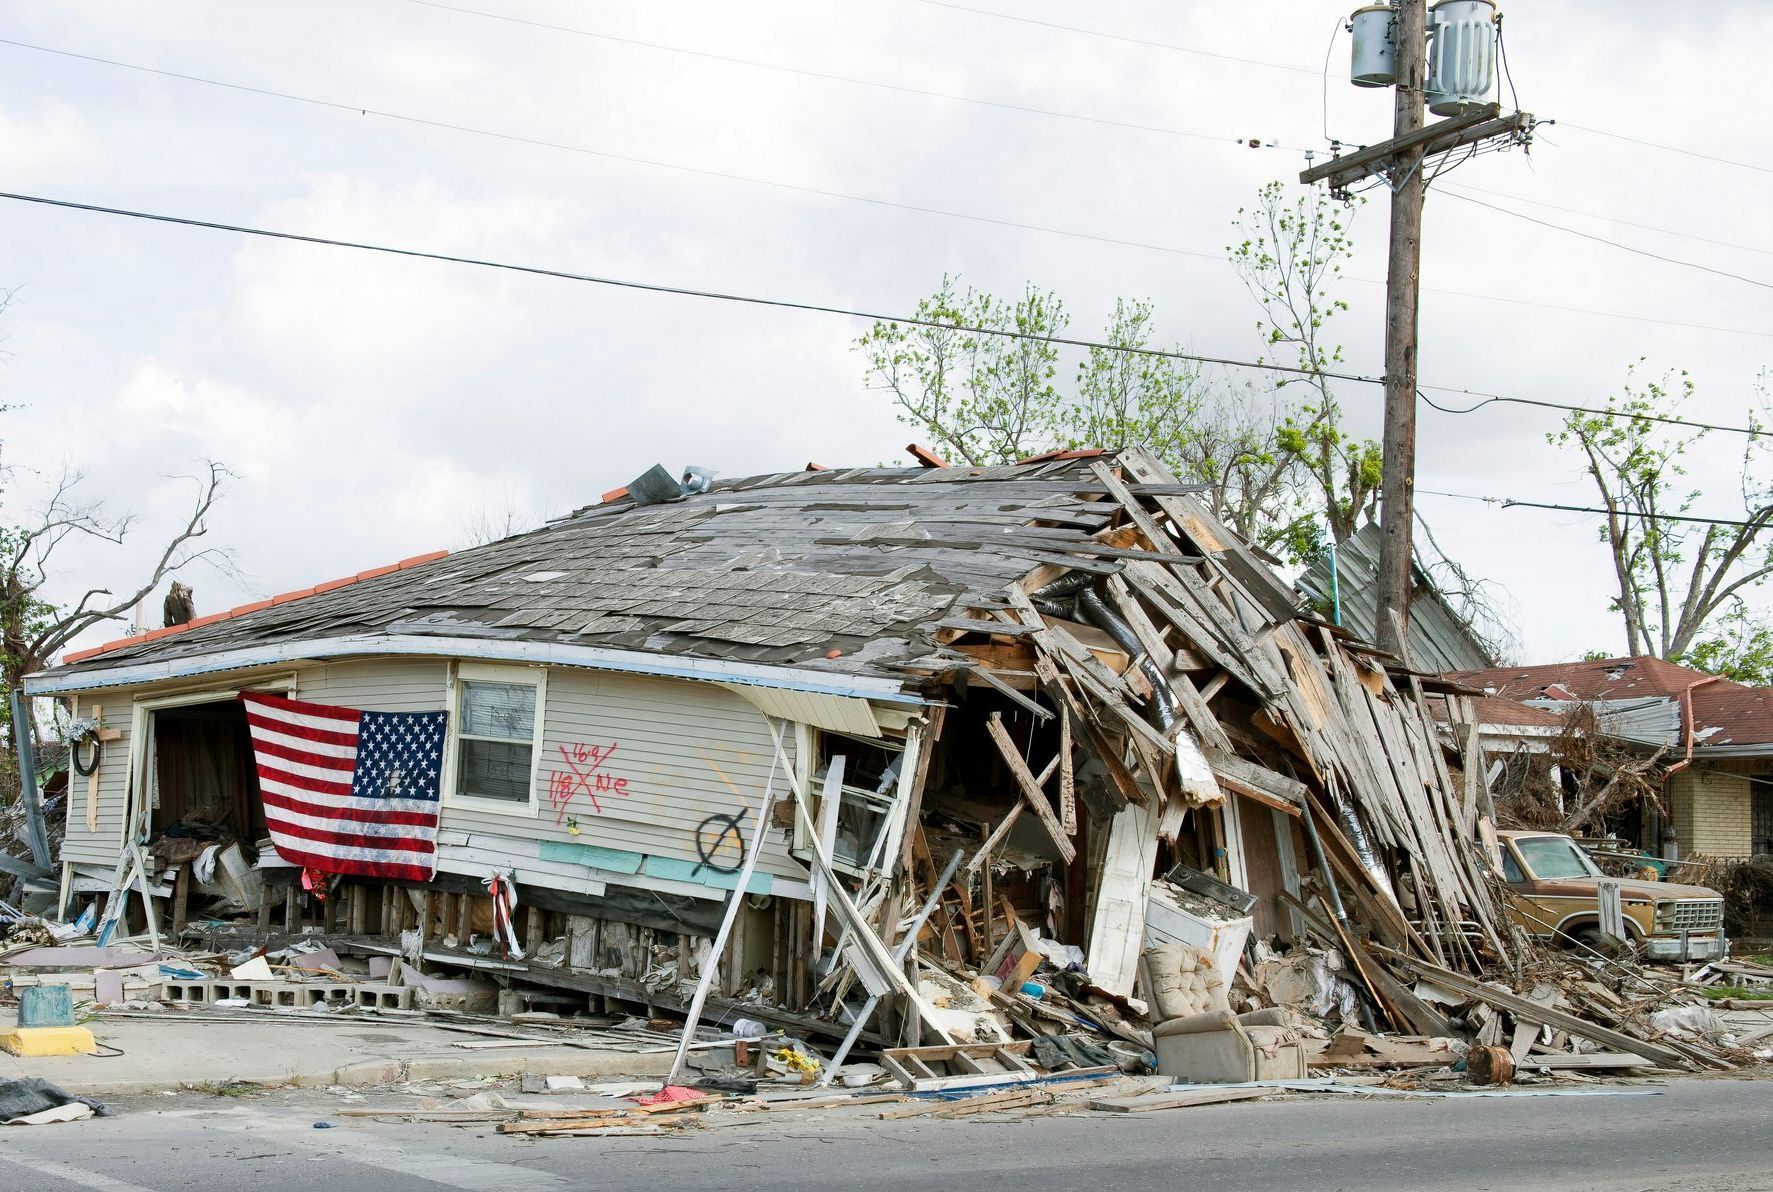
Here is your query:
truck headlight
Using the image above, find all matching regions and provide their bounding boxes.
[1654,901,1674,928]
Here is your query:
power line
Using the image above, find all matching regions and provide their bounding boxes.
[1560,122,1773,178]
[913,3,1773,181]
[7,185,1765,450]
[1439,191,1773,292]
[0,37,1230,264]
[9,37,1772,341]
[907,0,1323,77]
[1444,184,1773,260]
[0,188,1384,384]
[1417,387,1765,439]
[400,0,1308,153]
[1418,488,1773,529]
[1417,282,1773,340]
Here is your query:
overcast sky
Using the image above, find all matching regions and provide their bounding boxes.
[4,0,1771,665]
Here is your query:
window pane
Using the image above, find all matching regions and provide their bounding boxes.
[461,680,534,741]
[1515,836,1600,879]
[458,738,533,802]
[1500,849,1524,884]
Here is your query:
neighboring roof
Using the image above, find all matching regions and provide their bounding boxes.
[1296,522,1494,674]
[37,457,1195,689]
[1446,656,1773,750]
[1439,694,1567,730]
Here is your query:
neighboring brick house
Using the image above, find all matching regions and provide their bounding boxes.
[1444,656,1773,861]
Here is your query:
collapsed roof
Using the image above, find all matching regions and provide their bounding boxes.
[44,456,1203,683]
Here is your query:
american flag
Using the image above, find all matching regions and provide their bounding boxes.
[241,692,447,882]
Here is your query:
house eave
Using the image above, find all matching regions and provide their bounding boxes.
[24,632,925,705]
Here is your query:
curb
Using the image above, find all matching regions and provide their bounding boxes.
[79,1048,674,1097]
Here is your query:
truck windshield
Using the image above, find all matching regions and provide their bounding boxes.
[1514,836,1604,879]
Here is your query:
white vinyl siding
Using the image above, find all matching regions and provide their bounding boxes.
[51,655,808,890]
[59,695,131,867]
[293,658,449,714]
[442,667,803,884]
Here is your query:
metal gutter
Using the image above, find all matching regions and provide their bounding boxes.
[24,632,924,704]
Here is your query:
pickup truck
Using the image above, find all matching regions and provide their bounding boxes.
[1496,829,1727,962]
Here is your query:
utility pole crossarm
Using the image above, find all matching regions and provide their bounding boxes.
[1298,103,1531,194]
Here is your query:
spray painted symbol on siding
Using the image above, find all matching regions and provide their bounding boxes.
[546,741,628,823]
[693,811,747,876]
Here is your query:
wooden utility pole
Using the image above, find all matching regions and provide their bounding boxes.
[1376,0,1428,660]
[1300,4,1532,661]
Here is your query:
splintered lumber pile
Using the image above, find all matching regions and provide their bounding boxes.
[993,449,1517,984]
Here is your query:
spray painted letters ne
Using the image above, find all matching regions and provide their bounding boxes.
[546,741,628,823]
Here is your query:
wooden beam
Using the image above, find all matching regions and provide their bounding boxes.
[1202,748,1306,816]
[1371,945,1689,1071]
[984,713,1076,864]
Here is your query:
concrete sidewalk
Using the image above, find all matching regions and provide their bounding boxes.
[0,1010,674,1096]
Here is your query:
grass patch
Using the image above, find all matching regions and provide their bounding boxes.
[1702,984,1773,1000]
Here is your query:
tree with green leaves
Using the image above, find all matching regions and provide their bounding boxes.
[855,183,1383,570]
[1227,181,1380,551]
[1553,363,1773,665]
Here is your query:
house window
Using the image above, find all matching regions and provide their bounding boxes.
[802,732,906,878]
[450,665,545,811]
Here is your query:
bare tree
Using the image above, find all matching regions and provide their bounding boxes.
[1551,364,1773,661]
[0,461,231,698]
[1490,704,1667,837]
[458,501,537,549]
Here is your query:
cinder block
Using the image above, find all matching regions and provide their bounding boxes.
[165,981,210,1004]
[354,984,414,1010]
[301,983,354,1007]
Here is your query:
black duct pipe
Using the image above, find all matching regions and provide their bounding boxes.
[1030,575,1178,732]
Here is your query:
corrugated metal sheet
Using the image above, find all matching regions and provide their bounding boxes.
[1297,523,1493,673]
[1526,696,1682,747]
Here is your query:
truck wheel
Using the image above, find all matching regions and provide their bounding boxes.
[1560,925,1626,959]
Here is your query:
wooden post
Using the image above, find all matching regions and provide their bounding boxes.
[526,905,545,959]
[170,862,191,936]
[1375,0,1428,658]
[283,882,299,934]
[454,891,472,945]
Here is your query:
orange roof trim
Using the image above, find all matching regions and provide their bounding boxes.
[59,549,449,667]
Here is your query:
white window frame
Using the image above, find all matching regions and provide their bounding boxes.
[443,661,547,819]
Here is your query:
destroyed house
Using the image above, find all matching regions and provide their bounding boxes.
[27,447,1518,1044]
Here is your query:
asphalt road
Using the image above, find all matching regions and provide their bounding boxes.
[2,1078,1771,1192]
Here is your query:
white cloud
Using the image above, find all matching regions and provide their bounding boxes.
[0,100,109,188]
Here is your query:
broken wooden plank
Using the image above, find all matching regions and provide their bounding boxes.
[1202,748,1305,815]
[985,712,1077,864]
[932,1088,1053,1118]
[1089,1087,1270,1113]
[1058,703,1077,836]
[1513,1051,1658,1070]
[947,655,1055,720]
[1372,946,1692,1071]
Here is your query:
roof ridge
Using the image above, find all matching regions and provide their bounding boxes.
[59,550,449,666]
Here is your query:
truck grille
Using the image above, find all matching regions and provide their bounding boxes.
[1666,899,1724,934]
